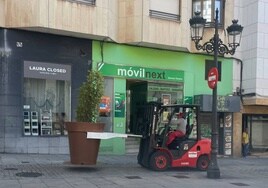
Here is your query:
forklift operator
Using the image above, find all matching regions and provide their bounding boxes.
[166,112,187,146]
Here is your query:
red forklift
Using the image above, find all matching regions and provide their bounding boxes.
[137,102,211,171]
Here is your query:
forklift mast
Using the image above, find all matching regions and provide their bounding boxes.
[137,102,161,167]
[136,102,161,138]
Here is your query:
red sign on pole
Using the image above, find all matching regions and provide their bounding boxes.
[208,67,218,89]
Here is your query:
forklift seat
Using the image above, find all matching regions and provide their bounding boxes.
[168,124,193,149]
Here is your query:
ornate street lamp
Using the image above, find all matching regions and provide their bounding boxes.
[189,9,243,179]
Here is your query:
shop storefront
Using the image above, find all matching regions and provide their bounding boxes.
[23,61,71,136]
[0,29,92,154]
[92,41,236,155]
[98,63,184,135]
[241,106,268,155]
[194,95,241,156]
[244,115,268,153]
[0,29,237,155]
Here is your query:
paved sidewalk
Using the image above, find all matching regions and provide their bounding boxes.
[0,153,268,188]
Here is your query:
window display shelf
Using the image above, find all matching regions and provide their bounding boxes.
[23,111,31,136]
[23,111,39,136]
[40,110,52,135]
[31,111,39,136]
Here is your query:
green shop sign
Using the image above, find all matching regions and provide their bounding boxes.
[97,62,184,82]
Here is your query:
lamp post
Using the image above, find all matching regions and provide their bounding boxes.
[189,9,243,179]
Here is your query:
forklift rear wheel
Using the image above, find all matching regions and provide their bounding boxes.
[197,155,209,171]
[149,151,170,171]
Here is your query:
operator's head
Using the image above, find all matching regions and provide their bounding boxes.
[178,112,184,118]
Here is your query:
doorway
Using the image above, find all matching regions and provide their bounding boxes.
[126,80,184,134]
[126,80,147,134]
[243,114,268,153]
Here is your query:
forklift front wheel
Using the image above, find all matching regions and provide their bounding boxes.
[149,151,170,171]
[197,155,209,171]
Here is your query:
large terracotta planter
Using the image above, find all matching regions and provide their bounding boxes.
[65,122,105,165]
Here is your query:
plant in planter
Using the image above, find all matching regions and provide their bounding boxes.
[65,69,105,165]
[76,69,104,123]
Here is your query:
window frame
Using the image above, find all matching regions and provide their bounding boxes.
[66,0,96,6]
[192,0,225,28]
[149,0,181,22]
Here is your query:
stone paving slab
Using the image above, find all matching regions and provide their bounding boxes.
[0,153,268,188]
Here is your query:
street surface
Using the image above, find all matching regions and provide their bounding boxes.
[0,153,267,188]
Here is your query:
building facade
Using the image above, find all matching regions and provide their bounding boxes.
[0,0,266,156]
[233,0,268,155]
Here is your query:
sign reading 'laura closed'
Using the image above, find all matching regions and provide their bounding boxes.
[24,61,71,81]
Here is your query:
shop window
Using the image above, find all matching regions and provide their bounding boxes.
[23,61,71,136]
[199,113,212,138]
[245,115,268,152]
[149,0,181,21]
[147,82,184,104]
[23,78,71,136]
[99,77,114,132]
[192,0,225,27]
